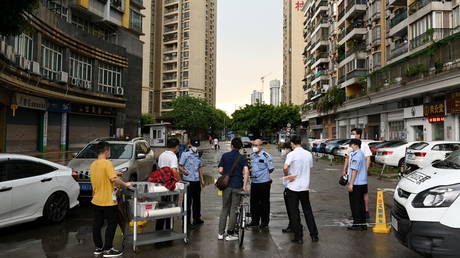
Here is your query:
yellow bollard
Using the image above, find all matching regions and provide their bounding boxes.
[372,190,391,234]
[218,190,222,196]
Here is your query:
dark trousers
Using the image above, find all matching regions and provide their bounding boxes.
[283,188,292,229]
[250,182,271,225]
[93,205,118,250]
[186,181,202,225]
[286,188,318,240]
[349,184,367,226]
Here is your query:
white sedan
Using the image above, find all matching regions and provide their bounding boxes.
[375,142,418,167]
[335,140,381,157]
[0,154,79,228]
[406,141,460,169]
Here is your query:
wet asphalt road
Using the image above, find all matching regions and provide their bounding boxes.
[0,143,423,258]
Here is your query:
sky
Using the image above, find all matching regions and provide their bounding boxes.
[216,0,283,116]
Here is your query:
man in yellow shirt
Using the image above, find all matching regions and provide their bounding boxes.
[90,141,132,257]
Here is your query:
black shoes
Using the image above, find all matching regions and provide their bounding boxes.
[94,248,104,255]
[282,227,292,233]
[102,248,123,257]
[193,219,204,226]
[291,239,304,244]
[311,236,319,242]
[347,225,368,231]
[259,224,269,229]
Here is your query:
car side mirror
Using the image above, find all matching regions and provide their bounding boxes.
[136,153,146,159]
[72,153,78,158]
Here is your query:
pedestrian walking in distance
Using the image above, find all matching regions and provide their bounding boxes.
[347,139,368,231]
[342,128,372,219]
[209,135,213,145]
[247,139,274,229]
[283,136,319,244]
[90,141,133,257]
[217,138,250,241]
[214,137,220,150]
[281,142,294,233]
[179,138,205,227]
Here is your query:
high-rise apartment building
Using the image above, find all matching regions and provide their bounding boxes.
[142,0,217,117]
[283,0,307,105]
[270,79,281,106]
[251,90,264,105]
[301,0,460,142]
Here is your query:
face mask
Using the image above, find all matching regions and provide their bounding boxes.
[252,147,259,153]
[350,135,356,139]
[281,149,287,156]
[191,146,198,153]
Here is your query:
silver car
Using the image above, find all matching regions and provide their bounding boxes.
[67,137,157,198]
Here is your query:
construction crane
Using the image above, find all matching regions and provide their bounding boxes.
[260,72,272,94]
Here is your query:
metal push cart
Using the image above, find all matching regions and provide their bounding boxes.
[123,181,189,252]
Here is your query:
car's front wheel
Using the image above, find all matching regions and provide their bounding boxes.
[43,192,69,223]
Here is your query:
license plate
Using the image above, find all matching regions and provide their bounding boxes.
[80,183,92,191]
[407,153,414,159]
[391,216,398,231]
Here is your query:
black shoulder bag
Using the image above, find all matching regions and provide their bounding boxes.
[215,154,241,191]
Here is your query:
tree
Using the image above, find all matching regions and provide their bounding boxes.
[210,109,231,135]
[231,104,301,137]
[141,113,155,125]
[1,0,39,36]
[168,96,215,136]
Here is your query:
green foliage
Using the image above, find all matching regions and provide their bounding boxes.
[168,96,230,136]
[314,86,346,113]
[0,0,39,36]
[231,104,300,136]
[141,113,155,125]
[404,63,428,77]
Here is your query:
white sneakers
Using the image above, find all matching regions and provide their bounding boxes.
[225,234,239,241]
[217,233,238,241]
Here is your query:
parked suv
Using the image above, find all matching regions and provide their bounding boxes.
[68,137,157,198]
[406,141,460,169]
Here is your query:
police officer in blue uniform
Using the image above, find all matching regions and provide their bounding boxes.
[248,139,275,229]
[179,139,205,227]
[347,139,368,231]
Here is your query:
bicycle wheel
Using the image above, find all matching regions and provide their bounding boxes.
[238,206,245,247]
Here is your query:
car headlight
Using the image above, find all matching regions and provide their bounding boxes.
[412,184,460,208]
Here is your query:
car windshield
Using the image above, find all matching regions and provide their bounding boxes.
[241,137,250,142]
[76,143,133,159]
[384,141,407,148]
[408,142,429,150]
[432,150,460,169]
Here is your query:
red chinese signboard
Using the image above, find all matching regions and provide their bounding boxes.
[295,1,304,11]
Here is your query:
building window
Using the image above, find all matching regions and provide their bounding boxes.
[183,2,190,10]
[110,0,124,12]
[182,21,190,29]
[69,52,93,86]
[181,61,189,68]
[182,51,190,58]
[45,0,68,21]
[181,71,189,79]
[182,40,190,48]
[162,91,176,100]
[98,62,122,94]
[183,31,190,39]
[130,10,142,31]
[162,101,173,109]
[181,80,189,88]
[182,12,190,20]
[411,14,432,39]
[389,121,405,140]
[179,91,188,96]
[372,52,381,68]
[41,39,63,81]
[14,33,33,61]
[454,7,460,28]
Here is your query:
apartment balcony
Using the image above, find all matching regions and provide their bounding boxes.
[164,0,179,6]
[163,64,178,71]
[312,1,329,20]
[165,7,179,15]
[338,22,367,46]
[311,53,329,69]
[163,82,177,89]
[310,35,329,53]
[310,89,324,100]
[340,69,368,88]
[164,25,178,33]
[164,16,178,25]
[163,54,178,62]
[337,0,367,27]
[389,9,408,36]
[408,0,451,16]
[311,18,329,36]
[339,46,366,67]
[387,0,406,8]
[389,42,408,60]
[410,28,452,50]
[311,70,329,85]
[163,33,178,42]
[163,74,178,81]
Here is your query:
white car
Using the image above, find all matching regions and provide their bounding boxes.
[335,139,381,157]
[0,154,79,228]
[392,150,460,256]
[406,141,460,169]
[375,142,419,167]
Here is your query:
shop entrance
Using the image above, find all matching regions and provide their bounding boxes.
[412,125,424,141]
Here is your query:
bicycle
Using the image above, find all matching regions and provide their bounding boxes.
[234,190,250,247]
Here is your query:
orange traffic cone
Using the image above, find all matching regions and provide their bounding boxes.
[372,190,391,234]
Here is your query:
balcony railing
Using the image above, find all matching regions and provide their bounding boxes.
[346,69,368,80]
[165,8,179,14]
[390,10,407,28]
[338,29,347,41]
[163,75,177,81]
[314,53,329,62]
[312,18,329,32]
[346,21,366,34]
[389,42,408,59]
[314,69,328,78]
[338,75,346,84]
[338,9,345,20]
[164,26,178,33]
[163,55,177,61]
[410,28,452,49]
[346,0,367,12]
[165,0,178,5]
[315,0,328,8]
[345,45,366,58]
[164,16,178,24]
[408,0,447,15]
[337,53,346,63]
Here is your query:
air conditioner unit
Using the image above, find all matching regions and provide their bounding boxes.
[30,61,40,75]
[115,86,124,96]
[70,77,78,86]
[23,59,31,71]
[58,71,68,84]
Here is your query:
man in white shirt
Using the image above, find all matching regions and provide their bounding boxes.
[283,136,319,244]
[342,128,372,218]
